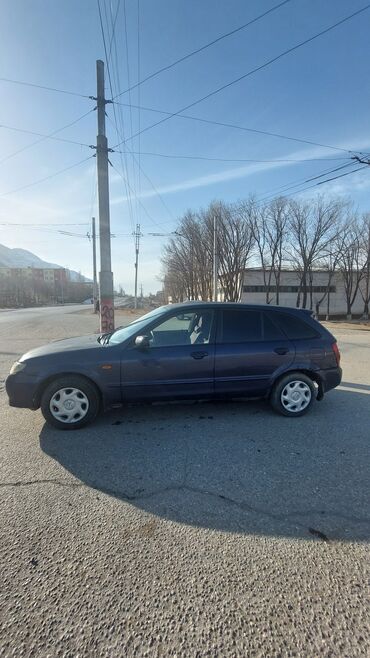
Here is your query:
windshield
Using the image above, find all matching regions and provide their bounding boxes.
[107,306,169,345]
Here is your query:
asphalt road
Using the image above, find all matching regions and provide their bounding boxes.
[0,305,369,657]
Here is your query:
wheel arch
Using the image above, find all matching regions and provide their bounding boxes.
[270,367,324,400]
[34,372,103,409]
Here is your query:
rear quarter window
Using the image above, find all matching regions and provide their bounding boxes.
[268,311,320,340]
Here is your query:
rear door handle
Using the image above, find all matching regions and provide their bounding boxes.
[274,347,289,355]
[191,351,208,360]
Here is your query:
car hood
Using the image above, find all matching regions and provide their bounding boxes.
[20,335,103,361]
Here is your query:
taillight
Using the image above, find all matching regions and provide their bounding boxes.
[332,342,341,365]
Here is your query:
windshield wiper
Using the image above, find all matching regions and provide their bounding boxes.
[97,326,123,345]
[97,332,112,345]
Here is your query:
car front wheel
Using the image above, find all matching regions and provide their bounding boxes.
[270,372,315,417]
[40,376,100,430]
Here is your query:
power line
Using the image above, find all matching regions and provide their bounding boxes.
[120,0,139,235]
[137,0,142,220]
[110,160,163,228]
[113,3,370,148]
[113,99,355,154]
[256,162,366,205]
[89,165,98,223]
[97,0,111,76]
[107,114,175,223]
[0,76,90,98]
[0,222,89,227]
[0,110,95,166]
[0,223,90,238]
[107,0,122,64]
[278,165,368,200]
[256,161,355,204]
[98,0,137,236]
[115,148,348,164]
[0,121,93,150]
[351,154,370,165]
[317,165,367,186]
[113,0,293,99]
[0,155,94,197]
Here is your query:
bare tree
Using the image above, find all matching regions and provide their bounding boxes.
[286,197,344,309]
[249,197,289,304]
[162,211,213,301]
[358,214,370,320]
[162,201,254,302]
[314,232,347,319]
[338,216,365,319]
[207,201,254,301]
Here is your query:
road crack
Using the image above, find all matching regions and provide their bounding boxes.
[0,478,84,489]
[1,479,369,539]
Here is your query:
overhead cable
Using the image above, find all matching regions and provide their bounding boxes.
[317,165,367,185]
[277,165,368,200]
[114,149,348,164]
[0,76,90,98]
[113,0,293,98]
[113,100,353,154]
[97,0,137,235]
[0,156,94,196]
[107,0,122,64]
[113,3,370,148]
[0,110,95,166]
[256,162,366,205]
[110,160,163,228]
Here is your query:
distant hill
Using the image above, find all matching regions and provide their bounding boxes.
[0,243,91,282]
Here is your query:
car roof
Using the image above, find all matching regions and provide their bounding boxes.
[162,301,313,316]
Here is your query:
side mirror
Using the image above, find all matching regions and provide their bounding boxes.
[135,335,150,349]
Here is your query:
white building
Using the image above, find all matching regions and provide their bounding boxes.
[241,268,365,317]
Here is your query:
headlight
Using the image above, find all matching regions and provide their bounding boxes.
[10,361,26,375]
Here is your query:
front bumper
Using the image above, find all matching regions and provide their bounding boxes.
[5,373,40,410]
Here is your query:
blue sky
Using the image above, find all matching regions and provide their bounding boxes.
[1,0,370,292]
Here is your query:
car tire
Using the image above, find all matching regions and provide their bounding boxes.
[40,376,100,430]
[270,372,316,417]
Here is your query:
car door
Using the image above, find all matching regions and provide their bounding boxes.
[120,308,216,401]
[215,308,295,396]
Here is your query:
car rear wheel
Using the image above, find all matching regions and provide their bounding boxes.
[41,376,100,430]
[270,372,315,417]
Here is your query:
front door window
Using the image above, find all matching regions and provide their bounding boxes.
[150,310,214,347]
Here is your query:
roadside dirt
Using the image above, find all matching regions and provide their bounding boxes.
[323,320,370,332]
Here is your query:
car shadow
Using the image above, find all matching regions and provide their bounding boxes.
[40,389,370,542]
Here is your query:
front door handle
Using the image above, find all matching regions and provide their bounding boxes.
[274,347,289,355]
[191,351,208,359]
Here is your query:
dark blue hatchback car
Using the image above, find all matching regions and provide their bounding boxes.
[6,302,342,430]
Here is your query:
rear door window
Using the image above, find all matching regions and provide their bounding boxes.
[268,311,320,339]
[220,310,263,343]
[262,313,286,340]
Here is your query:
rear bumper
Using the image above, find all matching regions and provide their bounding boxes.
[319,366,342,393]
[5,374,40,410]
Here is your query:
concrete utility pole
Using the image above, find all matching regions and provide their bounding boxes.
[133,224,141,310]
[213,215,218,302]
[92,217,98,313]
[96,59,114,332]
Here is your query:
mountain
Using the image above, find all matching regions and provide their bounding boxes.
[0,243,91,282]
